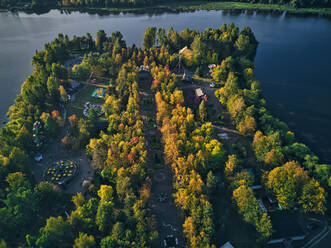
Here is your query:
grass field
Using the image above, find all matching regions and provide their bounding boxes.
[70,84,105,117]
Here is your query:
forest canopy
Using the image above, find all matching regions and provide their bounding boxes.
[0,23,329,248]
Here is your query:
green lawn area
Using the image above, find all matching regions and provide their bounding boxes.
[70,84,105,117]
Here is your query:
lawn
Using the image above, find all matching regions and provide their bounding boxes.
[70,84,105,117]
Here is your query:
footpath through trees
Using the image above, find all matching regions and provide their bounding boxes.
[138,71,185,247]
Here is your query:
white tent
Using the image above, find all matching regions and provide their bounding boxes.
[220,242,234,248]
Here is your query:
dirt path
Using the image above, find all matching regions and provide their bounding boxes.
[138,72,185,248]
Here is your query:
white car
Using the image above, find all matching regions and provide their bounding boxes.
[209,82,215,88]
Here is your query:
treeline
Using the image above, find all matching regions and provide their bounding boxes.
[213,54,329,214]
[2,0,331,10]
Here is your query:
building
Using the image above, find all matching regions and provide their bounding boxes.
[179,46,193,57]
[194,88,207,104]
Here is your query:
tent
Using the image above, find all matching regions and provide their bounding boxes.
[220,242,234,248]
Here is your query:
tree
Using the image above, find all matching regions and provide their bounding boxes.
[46,76,60,103]
[100,236,118,248]
[73,233,96,248]
[256,213,273,241]
[59,85,68,102]
[51,63,68,80]
[143,26,156,50]
[225,154,240,178]
[205,139,226,170]
[72,64,90,81]
[88,108,98,122]
[198,100,207,122]
[157,28,166,46]
[264,148,284,168]
[6,172,30,192]
[111,222,125,241]
[266,161,309,209]
[299,179,326,214]
[95,30,107,51]
[36,216,73,248]
[34,182,62,215]
[68,114,78,131]
[238,115,256,137]
[233,185,272,239]
[0,240,6,248]
[40,112,59,137]
[96,202,113,233]
[206,171,218,194]
[98,185,114,203]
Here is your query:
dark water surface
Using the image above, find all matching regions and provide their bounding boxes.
[0,10,330,161]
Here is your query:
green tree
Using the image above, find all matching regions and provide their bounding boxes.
[143,26,156,50]
[266,161,309,209]
[36,216,73,248]
[225,154,240,178]
[96,202,113,233]
[73,233,96,248]
[95,30,107,51]
[198,100,207,122]
[59,85,68,102]
[299,179,326,214]
[47,76,60,103]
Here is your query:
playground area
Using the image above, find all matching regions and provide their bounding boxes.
[70,84,105,118]
[44,160,78,185]
[91,87,105,98]
[30,140,93,194]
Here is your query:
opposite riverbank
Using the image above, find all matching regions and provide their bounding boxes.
[4,1,331,16]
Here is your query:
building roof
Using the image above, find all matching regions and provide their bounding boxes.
[195,88,204,97]
[220,242,234,248]
[179,46,193,56]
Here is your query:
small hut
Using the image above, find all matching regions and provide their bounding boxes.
[195,88,207,104]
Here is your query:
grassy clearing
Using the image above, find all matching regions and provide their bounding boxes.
[71,84,105,117]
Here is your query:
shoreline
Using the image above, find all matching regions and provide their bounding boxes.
[3,2,331,17]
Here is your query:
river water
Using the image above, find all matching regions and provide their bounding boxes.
[0,9,330,161]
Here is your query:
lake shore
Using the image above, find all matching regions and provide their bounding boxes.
[5,1,331,16]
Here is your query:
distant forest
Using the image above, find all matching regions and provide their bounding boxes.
[1,0,331,10]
